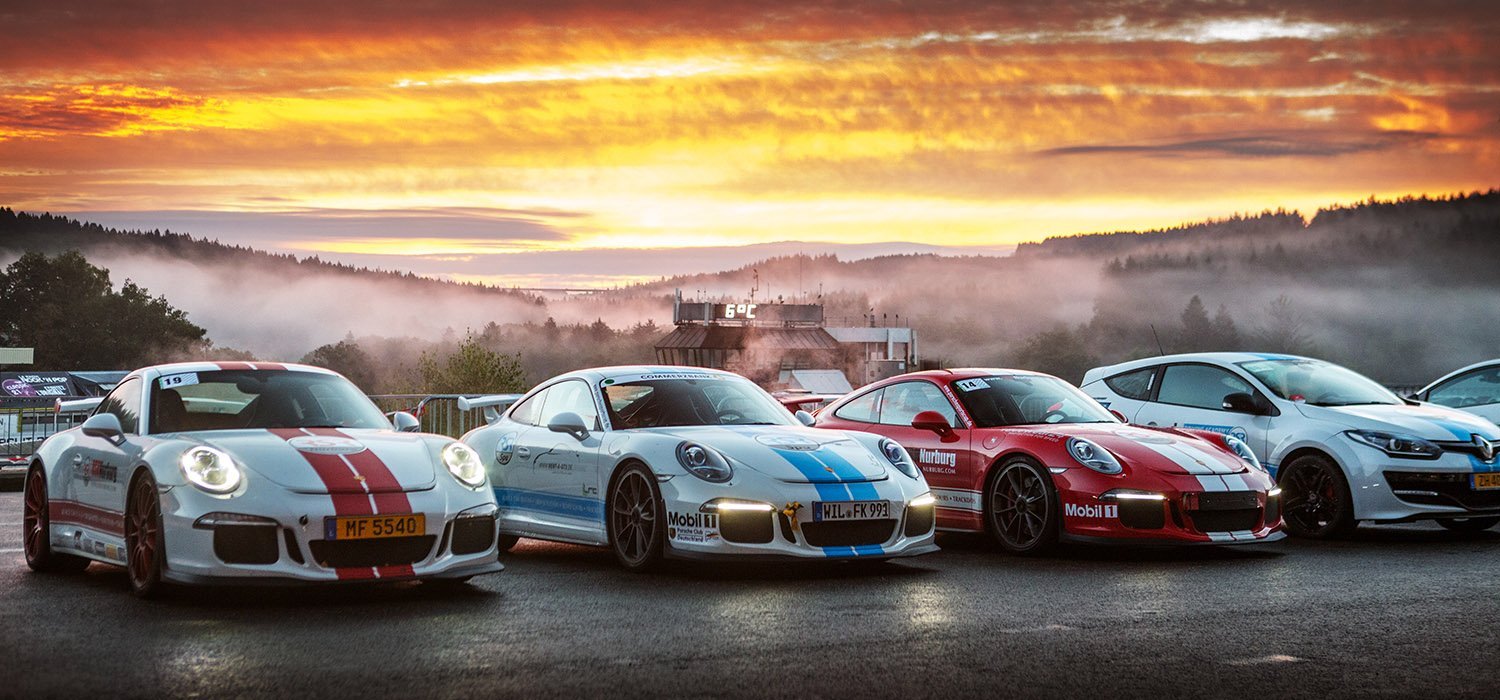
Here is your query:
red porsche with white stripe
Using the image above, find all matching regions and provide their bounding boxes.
[815,369,1284,553]
[22,362,503,597]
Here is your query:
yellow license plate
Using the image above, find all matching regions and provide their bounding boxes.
[1474,473,1500,491]
[324,514,425,540]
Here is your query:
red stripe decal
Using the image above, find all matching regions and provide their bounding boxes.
[49,500,125,536]
[335,567,378,580]
[376,565,416,579]
[322,428,413,514]
[270,429,374,514]
[249,362,288,371]
[214,361,254,371]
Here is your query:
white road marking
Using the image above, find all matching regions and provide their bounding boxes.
[1226,654,1303,666]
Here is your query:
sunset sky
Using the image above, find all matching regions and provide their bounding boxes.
[2,0,1497,286]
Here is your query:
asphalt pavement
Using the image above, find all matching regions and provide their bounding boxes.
[1,489,1497,699]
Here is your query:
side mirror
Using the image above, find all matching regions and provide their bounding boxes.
[547,412,590,440]
[81,413,125,444]
[794,410,816,427]
[911,410,953,435]
[390,411,421,433]
[1108,409,1128,423]
[1221,392,1267,415]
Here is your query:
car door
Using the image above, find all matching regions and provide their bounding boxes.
[491,385,554,529]
[1132,363,1276,458]
[871,380,972,490]
[502,380,606,542]
[1426,366,1500,424]
[70,377,146,545]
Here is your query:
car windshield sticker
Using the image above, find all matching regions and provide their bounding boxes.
[954,378,987,392]
[158,372,199,389]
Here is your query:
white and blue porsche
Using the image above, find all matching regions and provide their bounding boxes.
[23,361,504,597]
[459,366,938,570]
[1083,353,1500,537]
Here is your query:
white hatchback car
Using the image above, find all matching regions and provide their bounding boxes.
[1414,360,1500,426]
[1082,353,1500,537]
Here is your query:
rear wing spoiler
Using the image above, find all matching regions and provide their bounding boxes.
[55,397,103,414]
[456,394,525,425]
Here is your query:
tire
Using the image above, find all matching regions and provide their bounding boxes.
[1279,454,1357,539]
[22,467,90,574]
[606,463,665,571]
[985,457,1060,555]
[496,534,520,552]
[124,471,167,598]
[1436,517,1500,533]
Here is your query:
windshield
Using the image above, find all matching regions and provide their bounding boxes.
[952,374,1119,428]
[149,370,391,433]
[1237,359,1399,406]
[602,376,797,429]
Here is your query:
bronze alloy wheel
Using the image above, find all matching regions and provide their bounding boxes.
[124,472,166,597]
[22,467,89,574]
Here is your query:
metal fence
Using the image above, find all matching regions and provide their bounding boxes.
[2,398,92,467]
[367,394,496,439]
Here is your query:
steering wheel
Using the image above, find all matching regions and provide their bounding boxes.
[1042,410,1068,424]
[718,411,746,424]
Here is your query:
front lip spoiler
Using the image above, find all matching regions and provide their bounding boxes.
[162,559,504,586]
[665,542,939,562]
[1061,531,1287,546]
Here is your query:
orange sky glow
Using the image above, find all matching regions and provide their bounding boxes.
[2,0,1497,282]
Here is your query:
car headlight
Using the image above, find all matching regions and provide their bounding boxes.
[1345,430,1442,459]
[1223,435,1264,471]
[179,446,243,494]
[442,442,488,488]
[878,438,920,480]
[676,442,733,483]
[1066,437,1123,475]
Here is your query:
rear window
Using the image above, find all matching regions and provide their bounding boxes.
[833,389,883,424]
[1104,368,1156,400]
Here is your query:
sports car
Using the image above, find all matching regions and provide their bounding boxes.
[1413,359,1500,426]
[459,366,938,570]
[815,369,1283,553]
[1083,353,1500,536]
[23,361,504,597]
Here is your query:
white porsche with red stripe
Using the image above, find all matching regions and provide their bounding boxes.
[22,361,503,597]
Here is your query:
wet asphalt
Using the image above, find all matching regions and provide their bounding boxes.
[1,489,1497,699]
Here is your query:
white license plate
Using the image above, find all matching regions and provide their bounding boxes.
[813,500,890,522]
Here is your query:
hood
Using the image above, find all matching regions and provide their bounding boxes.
[641,425,889,483]
[1296,402,1500,442]
[1026,424,1249,476]
[188,428,439,493]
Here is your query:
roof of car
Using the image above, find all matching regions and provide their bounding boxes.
[1083,352,1316,382]
[1420,358,1500,392]
[547,365,744,383]
[127,361,338,380]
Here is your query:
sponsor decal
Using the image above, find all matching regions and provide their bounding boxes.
[285,435,367,455]
[536,456,575,473]
[582,484,599,497]
[955,378,988,392]
[932,489,981,511]
[1064,502,1118,519]
[50,500,125,536]
[158,372,199,389]
[72,458,118,484]
[1183,423,1250,442]
[496,432,517,465]
[917,448,957,474]
[667,510,720,543]
[755,434,822,451]
[1011,429,1065,443]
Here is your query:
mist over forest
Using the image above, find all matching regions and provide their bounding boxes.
[3,189,1498,391]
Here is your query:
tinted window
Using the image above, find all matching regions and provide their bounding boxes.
[953,374,1118,427]
[1239,358,1398,407]
[834,389,883,424]
[508,387,549,426]
[601,376,794,429]
[878,381,957,427]
[1157,365,1255,410]
[538,380,600,429]
[98,378,142,434]
[1430,368,1500,409]
[1105,367,1156,400]
[150,370,388,432]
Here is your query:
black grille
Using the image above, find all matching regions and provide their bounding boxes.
[1384,471,1500,511]
[1434,441,1500,462]
[720,511,774,544]
[451,516,496,555]
[309,536,436,568]
[1196,491,1261,510]
[777,512,797,542]
[802,520,897,547]
[283,528,305,564]
[1187,509,1261,533]
[1119,500,1165,530]
[904,505,935,536]
[213,526,279,565]
[1264,493,1281,525]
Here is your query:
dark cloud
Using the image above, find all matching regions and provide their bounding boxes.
[1036,130,1446,159]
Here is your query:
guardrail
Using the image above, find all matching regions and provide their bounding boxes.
[366,394,496,439]
[2,397,93,468]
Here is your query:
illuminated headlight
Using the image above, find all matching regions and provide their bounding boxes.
[1066,437,1123,475]
[910,492,937,507]
[1345,430,1442,459]
[676,442,733,483]
[1224,436,1264,471]
[442,442,487,488]
[878,438,920,479]
[179,446,243,494]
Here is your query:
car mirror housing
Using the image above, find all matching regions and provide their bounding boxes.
[547,412,590,440]
[390,411,421,432]
[911,410,952,434]
[1222,392,1267,415]
[794,410,816,427]
[81,413,126,445]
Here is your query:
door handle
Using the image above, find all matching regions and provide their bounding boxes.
[1146,422,1158,427]
[515,447,531,459]
[72,454,83,466]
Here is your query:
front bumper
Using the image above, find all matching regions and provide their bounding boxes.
[1327,440,1500,522]
[158,483,504,585]
[1054,467,1284,545]
[658,476,938,561]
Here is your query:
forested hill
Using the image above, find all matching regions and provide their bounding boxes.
[0,209,542,304]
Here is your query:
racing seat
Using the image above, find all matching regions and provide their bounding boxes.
[154,388,189,433]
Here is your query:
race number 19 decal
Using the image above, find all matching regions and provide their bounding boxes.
[159,372,199,389]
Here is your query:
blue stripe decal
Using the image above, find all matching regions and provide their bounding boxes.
[808,450,881,500]
[1426,418,1477,441]
[1248,352,1295,360]
[494,487,605,521]
[820,544,887,558]
[1468,454,1500,474]
[821,546,857,557]
[774,449,853,501]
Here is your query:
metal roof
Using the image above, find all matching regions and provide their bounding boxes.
[655,325,841,351]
